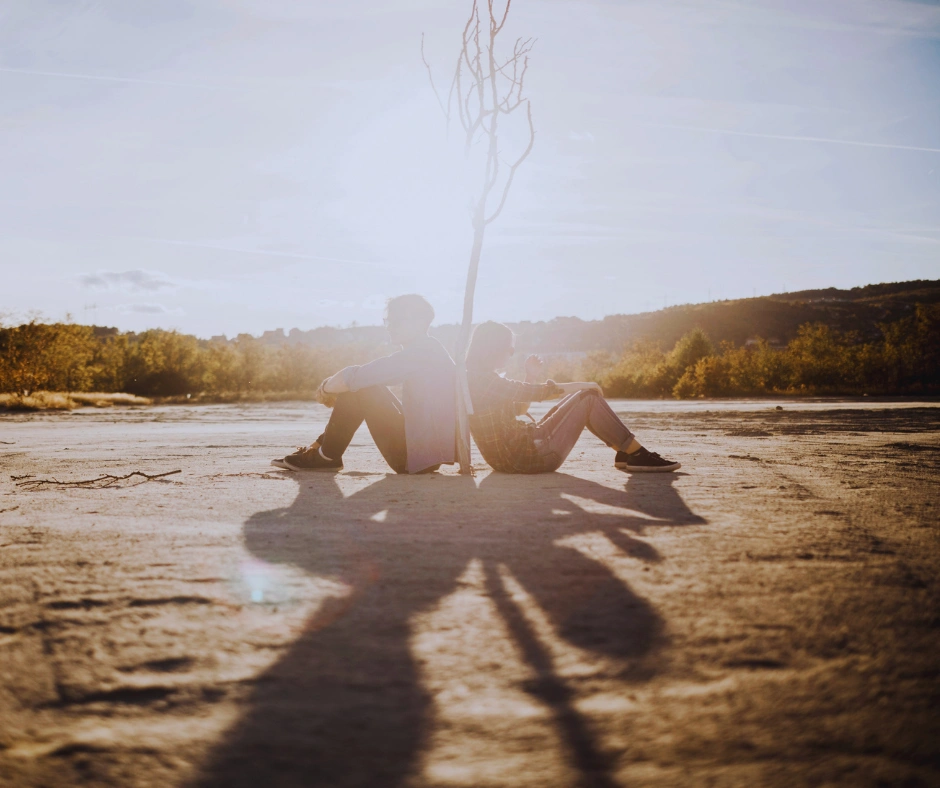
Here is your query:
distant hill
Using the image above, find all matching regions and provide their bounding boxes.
[505,279,940,355]
[78,279,929,355]
[222,279,939,356]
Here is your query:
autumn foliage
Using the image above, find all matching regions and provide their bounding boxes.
[0,304,937,405]
[0,325,382,403]
[582,304,940,398]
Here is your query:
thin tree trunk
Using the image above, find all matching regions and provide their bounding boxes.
[455,213,486,473]
[423,0,534,473]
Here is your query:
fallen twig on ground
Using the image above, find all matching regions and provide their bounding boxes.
[0,506,19,513]
[16,470,182,490]
[11,474,34,481]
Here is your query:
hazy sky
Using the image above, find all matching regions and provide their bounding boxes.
[2,0,938,337]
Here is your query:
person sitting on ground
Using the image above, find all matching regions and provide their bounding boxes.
[466,321,680,474]
[273,294,456,474]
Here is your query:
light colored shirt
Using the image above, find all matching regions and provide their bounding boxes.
[323,336,457,473]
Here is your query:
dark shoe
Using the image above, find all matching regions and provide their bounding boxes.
[615,447,680,472]
[272,446,307,470]
[273,446,342,471]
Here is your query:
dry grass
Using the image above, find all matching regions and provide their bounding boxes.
[156,390,319,405]
[0,390,316,411]
[68,392,152,407]
[0,392,151,411]
[0,392,76,411]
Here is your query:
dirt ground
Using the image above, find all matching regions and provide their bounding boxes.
[0,400,938,787]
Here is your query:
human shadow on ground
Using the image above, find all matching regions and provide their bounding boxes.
[197,468,704,788]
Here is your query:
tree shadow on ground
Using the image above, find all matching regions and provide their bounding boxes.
[196,467,705,788]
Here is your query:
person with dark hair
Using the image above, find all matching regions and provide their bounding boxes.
[273,294,455,474]
[466,321,680,474]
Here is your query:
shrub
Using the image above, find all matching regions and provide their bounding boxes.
[1,308,936,401]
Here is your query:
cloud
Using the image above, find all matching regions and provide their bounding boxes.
[112,303,183,315]
[80,269,176,292]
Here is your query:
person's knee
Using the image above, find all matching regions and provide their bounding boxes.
[577,387,602,400]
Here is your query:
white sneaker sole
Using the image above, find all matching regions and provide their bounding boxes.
[615,461,681,473]
[271,458,292,470]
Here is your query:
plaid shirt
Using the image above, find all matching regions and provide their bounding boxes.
[468,372,564,473]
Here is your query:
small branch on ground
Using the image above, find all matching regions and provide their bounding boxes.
[0,506,19,514]
[16,470,182,490]
[0,441,15,445]
[11,474,34,481]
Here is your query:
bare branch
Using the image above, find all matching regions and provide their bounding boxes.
[471,7,486,122]
[446,67,461,135]
[485,100,535,225]
[498,40,534,113]
[454,60,469,133]
[480,8,504,197]
[463,81,476,132]
[493,37,533,82]
[489,0,512,34]
[452,0,479,135]
[17,469,182,490]
[420,0,536,473]
[461,8,488,151]
[420,33,449,123]
[461,2,482,78]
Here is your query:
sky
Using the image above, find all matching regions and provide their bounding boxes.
[1,0,938,338]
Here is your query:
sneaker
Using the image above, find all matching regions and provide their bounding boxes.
[271,446,307,470]
[615,447,680,473]
[272,446,343,472]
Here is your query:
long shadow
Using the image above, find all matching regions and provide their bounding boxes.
[196,468,704,788]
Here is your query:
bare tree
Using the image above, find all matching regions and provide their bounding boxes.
[422,0,536,473]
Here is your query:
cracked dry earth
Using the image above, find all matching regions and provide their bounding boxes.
[0,401,938,787]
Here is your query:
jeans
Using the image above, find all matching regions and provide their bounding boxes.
[317,386,443,475]
[317,386,409,474]
[533,390,634,472]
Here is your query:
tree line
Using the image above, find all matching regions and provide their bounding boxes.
[0,325,382,400]
[0,304,936,403]
[574,303,939,397]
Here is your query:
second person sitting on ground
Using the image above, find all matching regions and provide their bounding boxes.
[466,321,680,474]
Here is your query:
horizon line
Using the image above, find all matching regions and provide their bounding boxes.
[6,277,935,339]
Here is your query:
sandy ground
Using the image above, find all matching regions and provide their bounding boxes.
[0,400,938,787]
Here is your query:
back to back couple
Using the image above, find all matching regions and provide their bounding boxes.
[272,294,680,475]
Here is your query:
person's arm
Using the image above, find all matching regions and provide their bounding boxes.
[314,346,423,407]
[491,373,563,406]
[326,348,426,392]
